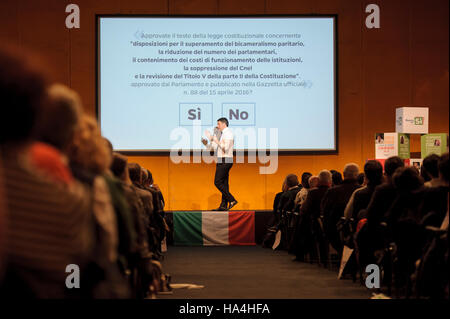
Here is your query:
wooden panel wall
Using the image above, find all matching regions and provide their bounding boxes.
[1,0,448,210]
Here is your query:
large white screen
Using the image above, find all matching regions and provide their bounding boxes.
[98,16,336,152]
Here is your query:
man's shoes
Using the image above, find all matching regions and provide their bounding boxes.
[212,206,228,211]
[228,200,238,210]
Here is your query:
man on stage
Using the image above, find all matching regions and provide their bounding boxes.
[201,117,238,211]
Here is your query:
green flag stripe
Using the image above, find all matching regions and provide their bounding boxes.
[173,211,203,245]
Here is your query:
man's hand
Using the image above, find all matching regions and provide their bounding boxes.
[201,138,208,146]
[151,184,161,192]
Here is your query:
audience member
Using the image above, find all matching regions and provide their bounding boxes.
[322,163,361,255]
[418,153,450,226]
[271,180,288,226]
[358,155,405,267]
[344,160,383,221]
[0,47,93,298]
[384,167,426,288]
[293,170,332,261]
[1,44,447,298]
[421,154,441,187]
[330,169,343,186]
[308,175,319,188]
[277,174,301,214]
[29,83,82,187]
[357,172,365,186]
[294,172,312,208]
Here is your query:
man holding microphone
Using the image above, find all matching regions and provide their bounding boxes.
[201,117,238,211]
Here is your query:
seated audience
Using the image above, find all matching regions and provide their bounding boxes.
[0,46,93,298]
[418,153,449,226]
[357,172,365,186]
[29,83,82,187]
[277,174,302,249]
[294,172,312,209]
[145,169,165,211]
[308,175,319,188]
[271,180,288,227]
[128,163,163,257]
[330,169,343,186]
[384,167,426,289]
[293,170,332,261]
[277,174,302,214]
[344,160,383,221]
[1,43,448,299]
[110,153,161,298]
[68,114,131,298]
[321,163,361,255]
[365,156,404,251]
[101,139,139,281]
[421,154,441,187]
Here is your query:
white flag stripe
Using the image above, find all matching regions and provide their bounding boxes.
[202,211,229,246]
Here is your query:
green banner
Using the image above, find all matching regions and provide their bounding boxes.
[421,133,448,158]
[397,133,410,159]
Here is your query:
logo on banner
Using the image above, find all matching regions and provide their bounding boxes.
[414,117,424,125]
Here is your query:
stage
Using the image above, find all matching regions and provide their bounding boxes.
[164,210,273,246]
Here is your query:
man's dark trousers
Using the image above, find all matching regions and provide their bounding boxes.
[214,159,236,208]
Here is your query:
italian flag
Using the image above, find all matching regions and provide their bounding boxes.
[173,211,255,246]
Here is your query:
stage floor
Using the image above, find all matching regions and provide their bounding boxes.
[158,246,372,299]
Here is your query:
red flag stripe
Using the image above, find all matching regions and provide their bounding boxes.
[228,211,255,245]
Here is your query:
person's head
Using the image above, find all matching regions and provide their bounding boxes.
[357,173,365,185]
[330,170,342,186]
[392,167,424,193]
[281,180,288,192]
[217,117,229,131]
[364,160,383,187]
[146,169,154,185]
[103,137,113,157]
[421,154,440,182]
[67,115,111,175]
[308,176,319,188]
[141,167,148,186]
[343,163,359,180]
[285,174,299,188]
[301,172,312,189]
[384,156,404,179]
[0,46,47,149]
[438,153,449,184]
[318,170,332,187]
[128,162,142,185]
[110,153,128,181]
[34,84,83,153]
